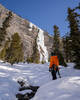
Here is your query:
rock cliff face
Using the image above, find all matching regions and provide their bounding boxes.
[0,4,53,62]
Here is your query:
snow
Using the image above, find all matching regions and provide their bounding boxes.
[37,29,48,62]
[28,22,48,63]
[29,22,37,29]
[28,22,37,31]
[32,77,80,100]
[0,61,80,100]
[18,90,32,94]
[32,63,80,100]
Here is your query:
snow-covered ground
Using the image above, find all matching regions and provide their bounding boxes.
[0,61,80,100]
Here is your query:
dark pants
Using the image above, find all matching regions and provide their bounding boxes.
[51,69,57,80]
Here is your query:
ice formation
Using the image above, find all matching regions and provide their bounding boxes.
[29,22,48,62]
[37,29,48,62]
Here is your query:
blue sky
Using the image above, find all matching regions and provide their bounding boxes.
[0,0,80,36]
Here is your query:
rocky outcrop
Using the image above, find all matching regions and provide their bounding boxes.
[0,4,53,62]
[44,32,53,59]
[16,78,39,100]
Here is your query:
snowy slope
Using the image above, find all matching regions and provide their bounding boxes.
[0,61,80,100]
[0,61,51,100]
[32,63,80,100]
[32,77,80,100]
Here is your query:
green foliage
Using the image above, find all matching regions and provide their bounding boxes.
[34,54,40,63]
[0,39,10,61]
[67,8,79,36]
[74,61,80,69]
[67,5,80,69]
[0,48,6,60]
[53,25,60,50]
[53,25,67,67]
[0,11,12,46]
[72,32,80,69]
[26,35,40,64]
[63,36,73,62]
[32,35,40,64]
[41,61,45,64]
[6,33,24,65]
[57,51,67,67]
[26,57,33,63]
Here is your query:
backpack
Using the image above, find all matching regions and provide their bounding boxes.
[52,64,58,72]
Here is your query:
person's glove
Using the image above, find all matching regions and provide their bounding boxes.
[49,68,52,72]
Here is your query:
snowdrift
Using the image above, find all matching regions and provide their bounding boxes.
[32,76,80,100]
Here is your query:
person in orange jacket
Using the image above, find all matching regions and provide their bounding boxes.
[49,52,60,80]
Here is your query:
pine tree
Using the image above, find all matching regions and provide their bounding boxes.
[62,36,72,62]
[0,38,10,61]
[32,35,40,63]
[26,35,40,64]
[53,25,60,52]
[53,25,67,66]
[6,33,24,65]
[67,7,80,69]
[68,8,80,69]
[0,11,12,46]
[67,8,79,36]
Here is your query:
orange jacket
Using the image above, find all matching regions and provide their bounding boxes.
[49,56,59,68]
